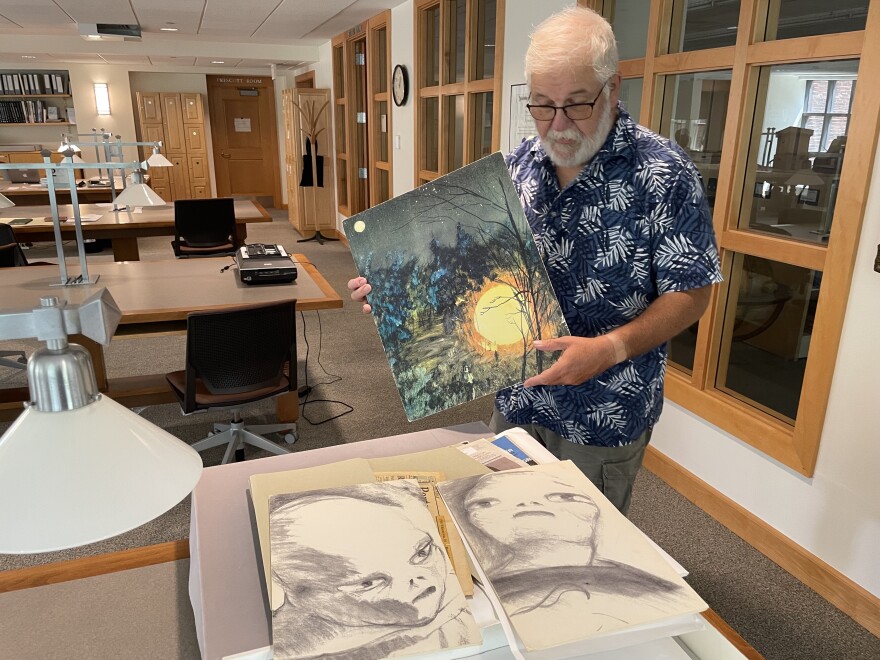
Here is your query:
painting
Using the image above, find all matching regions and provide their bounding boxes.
[343,152,569,421]
[269,480,481,660]
[437,462,707,652]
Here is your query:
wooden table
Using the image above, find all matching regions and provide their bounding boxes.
[0,177,132,205]
[0,256,342,421]
[0,199,271,261]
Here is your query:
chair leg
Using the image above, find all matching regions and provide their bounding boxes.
[191,428,235,453]
[249,423,296,446]
[240,429,291,456]
[221,429,244,465]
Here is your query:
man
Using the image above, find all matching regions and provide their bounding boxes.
[349,7,722,514]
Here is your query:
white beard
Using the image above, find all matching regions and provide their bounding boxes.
[540,104,616,169]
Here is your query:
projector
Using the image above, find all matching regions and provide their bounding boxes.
[78,23,142,42]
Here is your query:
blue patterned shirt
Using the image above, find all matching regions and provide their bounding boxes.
[496,105,723,447]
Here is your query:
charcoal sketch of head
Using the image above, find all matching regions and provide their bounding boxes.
[440,470,685,620]
[270,481,473,660]
[443,470,601,576]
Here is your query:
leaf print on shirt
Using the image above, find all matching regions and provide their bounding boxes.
[597,226,633,269]
[656,234,700,271]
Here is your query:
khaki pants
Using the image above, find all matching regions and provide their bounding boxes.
[490,408,651,516]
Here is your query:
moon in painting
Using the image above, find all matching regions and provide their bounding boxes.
[473,283,527,346]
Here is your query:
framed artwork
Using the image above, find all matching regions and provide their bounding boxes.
[343,153,569,421]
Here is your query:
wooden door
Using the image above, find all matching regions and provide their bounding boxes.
[206,76,281,206]
[160,94,186,152]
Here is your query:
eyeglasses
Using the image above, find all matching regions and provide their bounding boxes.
[526,84,606,122]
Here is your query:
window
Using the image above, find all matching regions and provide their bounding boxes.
[332,12,393,215]
[801,79,855,156]
[414,0,505,184]
[589,0,879,475]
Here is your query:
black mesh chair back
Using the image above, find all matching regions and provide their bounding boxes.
[0,224,28,267]
[179,300,297,413]
[172,197,237,257]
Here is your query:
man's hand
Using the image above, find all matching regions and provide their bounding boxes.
[523,335,618,387]
[347,276,373,314]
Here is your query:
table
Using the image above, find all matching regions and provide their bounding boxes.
[0,255,342,421]
[188,424,756,660]
[0,199,271,261]
[0,177,134,205]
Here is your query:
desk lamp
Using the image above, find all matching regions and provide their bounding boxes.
[0,289,202,554]
[0,151,162,286]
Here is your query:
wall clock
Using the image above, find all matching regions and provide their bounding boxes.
[392,64,409,107]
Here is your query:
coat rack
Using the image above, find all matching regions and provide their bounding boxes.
[286,89,337,245]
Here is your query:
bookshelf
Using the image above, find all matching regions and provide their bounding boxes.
[0,70,75,127]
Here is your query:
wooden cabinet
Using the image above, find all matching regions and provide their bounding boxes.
[134,91,212,202]
[282,88,336,237]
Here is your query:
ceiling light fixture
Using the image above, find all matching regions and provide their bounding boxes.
[161,27,179,32]
[22,55,37,59]
[212,61,225,64]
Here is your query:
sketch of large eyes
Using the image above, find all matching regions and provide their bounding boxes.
[338,573,390,595]
[467,497,500,510]
[546,492,593,504]
[411,539,434,565]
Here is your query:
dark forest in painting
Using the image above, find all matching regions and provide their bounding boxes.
[343,153,569,421]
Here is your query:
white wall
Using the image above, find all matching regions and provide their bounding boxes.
[391,3,415,199]
[64,64,138,165]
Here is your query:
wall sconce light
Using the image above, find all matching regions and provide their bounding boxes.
[94,82,111,115]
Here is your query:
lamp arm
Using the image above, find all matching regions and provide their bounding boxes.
[0,289,120,346]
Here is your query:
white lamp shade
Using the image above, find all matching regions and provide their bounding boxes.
[57,142,81,154]
[0,395,202,553]
[147,152,174,167]
[71,154,86,164]
[0,192,14,208]
[114,182,167,207]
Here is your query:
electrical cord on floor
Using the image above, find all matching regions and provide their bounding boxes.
[297,309,353,425]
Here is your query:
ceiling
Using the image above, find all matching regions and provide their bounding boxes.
[0,0,407,72]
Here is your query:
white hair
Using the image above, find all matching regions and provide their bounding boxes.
[525,6,619,86]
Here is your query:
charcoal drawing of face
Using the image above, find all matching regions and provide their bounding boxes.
[275,497,447,626]
[271,494,447,627]
[267,481,483,660]
[438,466,706,651]
[460,471,600,573]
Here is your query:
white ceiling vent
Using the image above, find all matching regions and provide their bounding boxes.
[78,23,142,42]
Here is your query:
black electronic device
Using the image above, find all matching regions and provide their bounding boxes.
[237,244,298,285]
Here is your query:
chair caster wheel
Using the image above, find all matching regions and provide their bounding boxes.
[234,448,245,462]
[284,433,297,445]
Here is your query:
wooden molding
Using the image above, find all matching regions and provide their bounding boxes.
[701,608,764,660]
[644,447,880,637]
[0,540,189,594]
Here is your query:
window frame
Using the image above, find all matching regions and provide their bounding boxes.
[414,0,506,186]
[332,12,393,215]
[585,0,880,475]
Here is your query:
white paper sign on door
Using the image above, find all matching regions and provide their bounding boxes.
[234,117,252,132]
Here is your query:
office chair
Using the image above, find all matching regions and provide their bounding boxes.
[0,223,29,268]
[0,224,52,370]
[171,197,237,258]
[165,299,298,465]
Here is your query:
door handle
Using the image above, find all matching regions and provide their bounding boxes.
[221,152,231,159]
